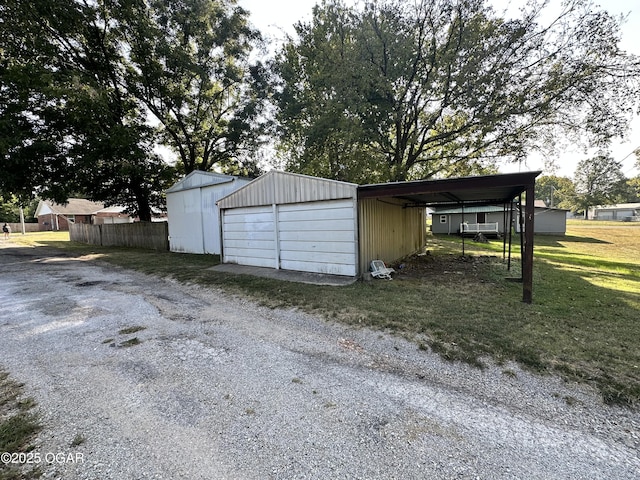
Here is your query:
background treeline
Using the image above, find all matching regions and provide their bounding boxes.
[1,0,639,220]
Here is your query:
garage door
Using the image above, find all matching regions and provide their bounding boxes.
[222,206,276,268]
[222,200,357,276]
[278,200,357,276]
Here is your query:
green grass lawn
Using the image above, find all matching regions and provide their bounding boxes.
[7,222,640,406]
[0,370,40,480]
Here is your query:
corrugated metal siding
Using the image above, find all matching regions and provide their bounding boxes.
[167,188,204,253]
[221,200,358,276]
[222,206,276,268]
[167,176,251,254]
[358,198,425,274]
[278,200,357,276]
[217,171,358,209]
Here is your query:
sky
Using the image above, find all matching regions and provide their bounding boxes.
[238,0,640,179]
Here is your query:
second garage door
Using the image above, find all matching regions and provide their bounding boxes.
[278,200,357,276]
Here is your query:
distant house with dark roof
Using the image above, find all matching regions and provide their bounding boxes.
[34,199,135,231]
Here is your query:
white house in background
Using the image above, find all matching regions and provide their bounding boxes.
[591,203,640,221]
[431,200,568,236]
[430,205,507,235]
[165,171,251,254]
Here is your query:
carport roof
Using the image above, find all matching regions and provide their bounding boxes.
[358,170,541,304]
[358,171,542,207]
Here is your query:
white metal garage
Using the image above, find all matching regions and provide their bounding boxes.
[166,171,251,254]
[218,172,359,276]
[218,170,541,302]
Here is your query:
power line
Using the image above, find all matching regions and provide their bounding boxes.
[619,145,640,176]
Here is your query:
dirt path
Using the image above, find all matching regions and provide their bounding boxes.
[1,242,638,479]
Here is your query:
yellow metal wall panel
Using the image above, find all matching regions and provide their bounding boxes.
[358,198,425,274]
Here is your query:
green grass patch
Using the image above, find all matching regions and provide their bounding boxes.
[11,225,640,406]
[69,434,85,447]
[119,337,141,348]
[118,326,146,335]
[0,370,41,480]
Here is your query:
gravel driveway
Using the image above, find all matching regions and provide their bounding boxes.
[1,242,638,479]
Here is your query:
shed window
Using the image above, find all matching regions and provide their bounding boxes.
[439,215,447,224]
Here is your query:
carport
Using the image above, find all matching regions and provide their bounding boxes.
[358,171,541,303]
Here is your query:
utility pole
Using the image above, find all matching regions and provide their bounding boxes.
[19,205,25,234]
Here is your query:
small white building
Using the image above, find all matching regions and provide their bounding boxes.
[526,203,568,234]
[591,203,640,221]
[166,171,251,254]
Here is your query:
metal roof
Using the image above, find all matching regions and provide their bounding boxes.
[358,171,542,304]
[217,171,358,209]
[165,171,241,194]
[593,202,640,210]
[358,171,542,207]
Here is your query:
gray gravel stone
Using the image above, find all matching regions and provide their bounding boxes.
[1,243,638,479]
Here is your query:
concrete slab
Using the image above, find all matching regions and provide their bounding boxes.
[210,263,358,286]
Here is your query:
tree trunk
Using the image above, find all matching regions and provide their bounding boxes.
[134,189,153,222]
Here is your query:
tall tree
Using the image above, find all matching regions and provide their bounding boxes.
[274,0,640,183]
[571,154,625,218]
[534,176,575,208]
[0,196,39,223]
[0,0,72,204]
[627,177,640,202]
[2,0,265,219]
[118,0,268,175]
[0,0,175,220]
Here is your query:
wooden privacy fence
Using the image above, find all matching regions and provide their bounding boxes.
[70,222,169,251]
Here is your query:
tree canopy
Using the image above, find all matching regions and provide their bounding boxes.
[119,0,269,175]
[0,0,266,219]
[570,154,626,217]
[534,175,575,209]
[273,0,640,183]
[2,0,640,215]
